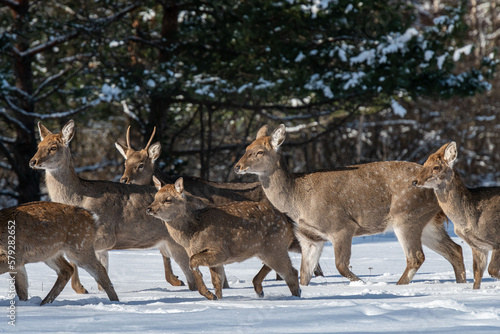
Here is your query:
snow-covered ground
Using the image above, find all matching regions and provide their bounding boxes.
[2,229,499,333]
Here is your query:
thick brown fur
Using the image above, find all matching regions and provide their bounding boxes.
[0,202,118,305]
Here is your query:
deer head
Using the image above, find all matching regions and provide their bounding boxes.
[412,142,457,190]
[147,176,187,221]
[29,120,75,170]
[234,124,286,176]
[115,126,161,184]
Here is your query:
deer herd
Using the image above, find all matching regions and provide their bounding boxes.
[1,120,499,305]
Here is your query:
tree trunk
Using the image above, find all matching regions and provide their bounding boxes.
[11,0,40,203]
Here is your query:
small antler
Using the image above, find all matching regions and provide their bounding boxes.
[145,126,157,150]
[126,126,131,149]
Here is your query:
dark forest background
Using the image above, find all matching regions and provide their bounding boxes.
[1,0,499,208]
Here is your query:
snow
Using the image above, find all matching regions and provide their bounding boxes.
[453,45,473,61]
[2,229,500,333]
[391,98,407,117]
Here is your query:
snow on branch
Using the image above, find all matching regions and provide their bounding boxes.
[33,68,72,98]
[0,0,19,10]
[0,108,30,133]
[5,97,100,120]
[260,109,337,121]
[0,135,15,144]
[121,100,145,128]
[17,31,80,58]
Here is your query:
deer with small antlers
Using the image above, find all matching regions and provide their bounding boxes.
[0,201,118,305]
[115,126,324,281]
[235,124,466,286]
[29,120,196,294]
[114,126,266,205]
[147,177,301,300]
[413,142,500,289]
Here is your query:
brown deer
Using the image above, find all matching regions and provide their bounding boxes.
[412,142,500,289]
[114,126,266,205]
[147,176,301,300]
[115,126,324,281]
[0,201,119,305]
[234,124,466,286]
[29,120,196,293]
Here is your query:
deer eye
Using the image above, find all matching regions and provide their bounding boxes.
[138,163,145,169]
[49,146,57,152]
[256,151,264,156]
[433,166,440,171]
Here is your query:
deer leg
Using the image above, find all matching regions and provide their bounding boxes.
[191,267,217,300]
[253,265,273,298]
[70,262,88,294]
[13,265,29,301]
[421,217,466,283]
[260,252,300,297]
[289,236,324,278]
[163,255,185,287]
[209,266,224,299]
[41,255,74,305]
[295,231,324,286]
[160,241,196,291]
[471,247,488,289]
[69,249,119,302]
[394,225,425,285]
[487,249,500,280]
[95,251,109,291]
[331,229,361,282]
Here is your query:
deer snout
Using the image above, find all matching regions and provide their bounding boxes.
[29,158,38,169]
[412,180,419,187]
[146,207,153,215]
[120,176,130,184]
[234,164,245,174]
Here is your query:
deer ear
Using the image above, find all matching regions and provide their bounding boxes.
[115,142,128,159]
[270,124,286,150]
[38,122,52,140]
[174,177,184,194]
[61,120,75,145]
[256,125,270,139]
[148,142,162,162]
[444,142,458,168]
[152,176,162,191]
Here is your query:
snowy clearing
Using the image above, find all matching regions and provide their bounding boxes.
[1,229,500,333]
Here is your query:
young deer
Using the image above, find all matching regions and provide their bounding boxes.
[0,201,118,305]
[412,142,500,289]
[147,177,301,300]
[235,124,466,286]
[29,120,196,293]
[115,126,324,281]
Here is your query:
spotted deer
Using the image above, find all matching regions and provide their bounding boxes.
[412,142,500,289]
[115,126,324,280]
[147,176,301,300]
[29,120,196,293]
[234,124,466,286]
[0,201,118,305]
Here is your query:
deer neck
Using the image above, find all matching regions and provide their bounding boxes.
[259,155,295,215]
[433,171,472,229]
[163,210,198,244]
[44,156,83,205]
